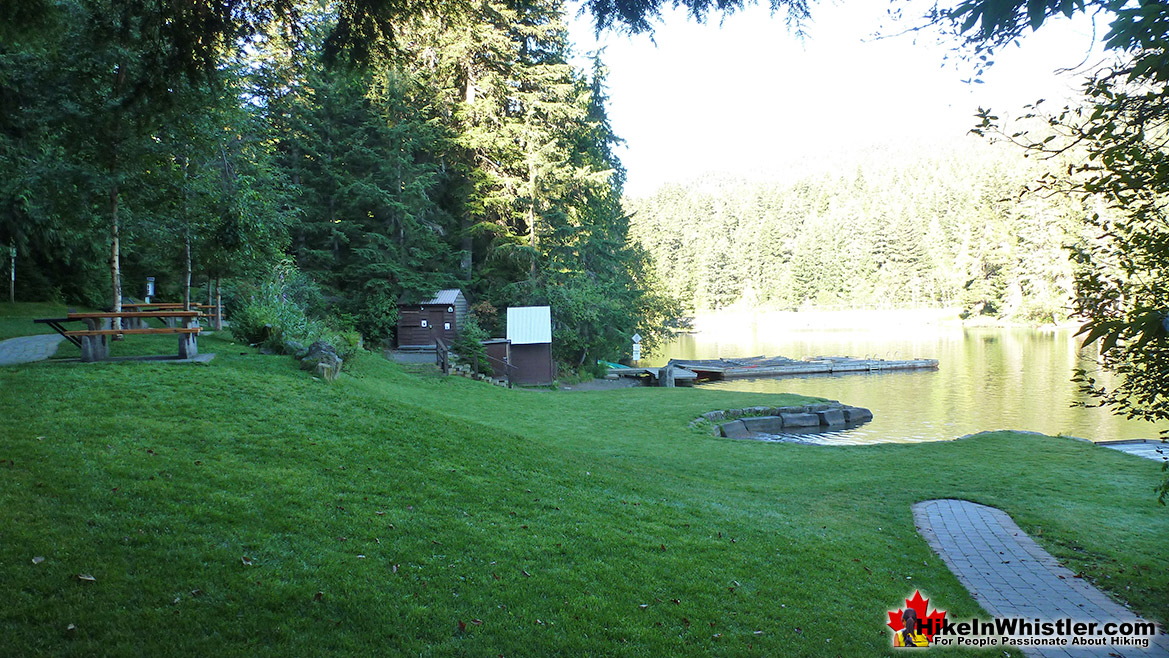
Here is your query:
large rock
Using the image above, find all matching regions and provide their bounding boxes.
[300,340,342,381]
[779,412,820,428]
[816,409,847,427]
[842,406,874,424]
[719,420,752,439]
[742,416,785,433]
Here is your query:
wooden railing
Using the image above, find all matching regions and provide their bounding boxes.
[434,335,451,375]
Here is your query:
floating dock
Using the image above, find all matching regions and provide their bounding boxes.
[666,355,938,380]
[607,366,698,385]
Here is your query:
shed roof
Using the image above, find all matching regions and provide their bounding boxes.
[401,289,464,306]
[506,306,552,345]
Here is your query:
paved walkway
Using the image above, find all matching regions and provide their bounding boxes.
[914,499,1169,657]
[1099,440,1168,463]
[0,334,64,366]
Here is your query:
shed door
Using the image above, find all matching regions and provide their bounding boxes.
[429,310,447,339]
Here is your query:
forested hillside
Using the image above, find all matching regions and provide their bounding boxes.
[626,142,1089,322]
[0,0,676,364]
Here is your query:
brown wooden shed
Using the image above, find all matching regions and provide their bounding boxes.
[397,289,469,348]
[506,306,555,385]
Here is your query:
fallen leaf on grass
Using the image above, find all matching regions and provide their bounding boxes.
[638,604,648,610]
[712,633,722,639]
[66,624,76,632]
[190,589,202,597]
[458,620,467,632]
[77,574,96,582]
[670,599,680,605]
[471,619,483,625]
[241,556,253,566]
[356,555,366,559]
[754,630,764,635]
[521,570,531,578]
[314,591,324,602]
[32,556,44,565]
[391,564,399,573]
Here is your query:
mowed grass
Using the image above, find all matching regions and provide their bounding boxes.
[0,302,87,341]
[0,331,1166,657]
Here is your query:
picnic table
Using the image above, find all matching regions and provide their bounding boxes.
[119,302,223,328]
[35,310,202,362]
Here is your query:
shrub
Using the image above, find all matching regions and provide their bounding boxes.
[356,290,399,347]
[450,315,490,374]
[230,261,355,362]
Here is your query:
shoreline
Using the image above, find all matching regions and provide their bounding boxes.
[683,307,1081,333]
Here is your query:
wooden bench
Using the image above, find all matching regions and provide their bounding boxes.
[36,311,202,362]
[118,303,222,328]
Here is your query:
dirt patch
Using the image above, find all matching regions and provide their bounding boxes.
[560,377,642,391]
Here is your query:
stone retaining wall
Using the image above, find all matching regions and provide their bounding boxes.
[691,402,874,440]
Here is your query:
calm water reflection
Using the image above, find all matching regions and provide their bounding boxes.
[649,324,1168,444]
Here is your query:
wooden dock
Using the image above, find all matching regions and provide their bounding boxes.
[607,366,698,386]
[666,355,938,380]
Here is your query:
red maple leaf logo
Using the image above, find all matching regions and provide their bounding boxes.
[887,590,947,641]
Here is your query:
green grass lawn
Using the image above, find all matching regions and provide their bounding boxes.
[0,319,1166,657]
[0,302,85,341]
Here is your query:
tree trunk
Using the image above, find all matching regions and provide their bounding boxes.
[110,184,122,331]
[214,276,223,331]
[183,232,192,311]
[182,156,191,311]
[108,63,126,331]
[8,241,14,304]
[528,162,538,277]
[461,213,473,280]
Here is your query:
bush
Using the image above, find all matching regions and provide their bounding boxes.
[230,261,359,364]
[355,290,399,347]
[450,315,490,374]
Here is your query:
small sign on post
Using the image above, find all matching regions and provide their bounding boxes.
[631,333,642,363]
[145,276,155,302]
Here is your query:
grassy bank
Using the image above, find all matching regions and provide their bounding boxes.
[0,302,82,341]
[1,329,1166,657]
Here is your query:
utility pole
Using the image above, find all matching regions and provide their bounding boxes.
[8,243,14,304]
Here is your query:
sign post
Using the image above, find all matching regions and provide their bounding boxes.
[8,245,15,304]
[631,333,642,364]
[145,276,155,303]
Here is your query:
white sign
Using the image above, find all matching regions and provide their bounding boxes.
[631,333,642,343]
[632,344,641,361]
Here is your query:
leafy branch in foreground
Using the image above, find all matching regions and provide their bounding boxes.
[955,0,1169,500]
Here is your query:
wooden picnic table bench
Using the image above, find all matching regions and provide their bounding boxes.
[120,302,223,327]
[35,310,202,362]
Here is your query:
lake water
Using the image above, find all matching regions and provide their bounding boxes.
[647,312,1168,444]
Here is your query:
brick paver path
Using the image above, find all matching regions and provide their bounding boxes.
[0,334,64,366]
[914,499,1168,657]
